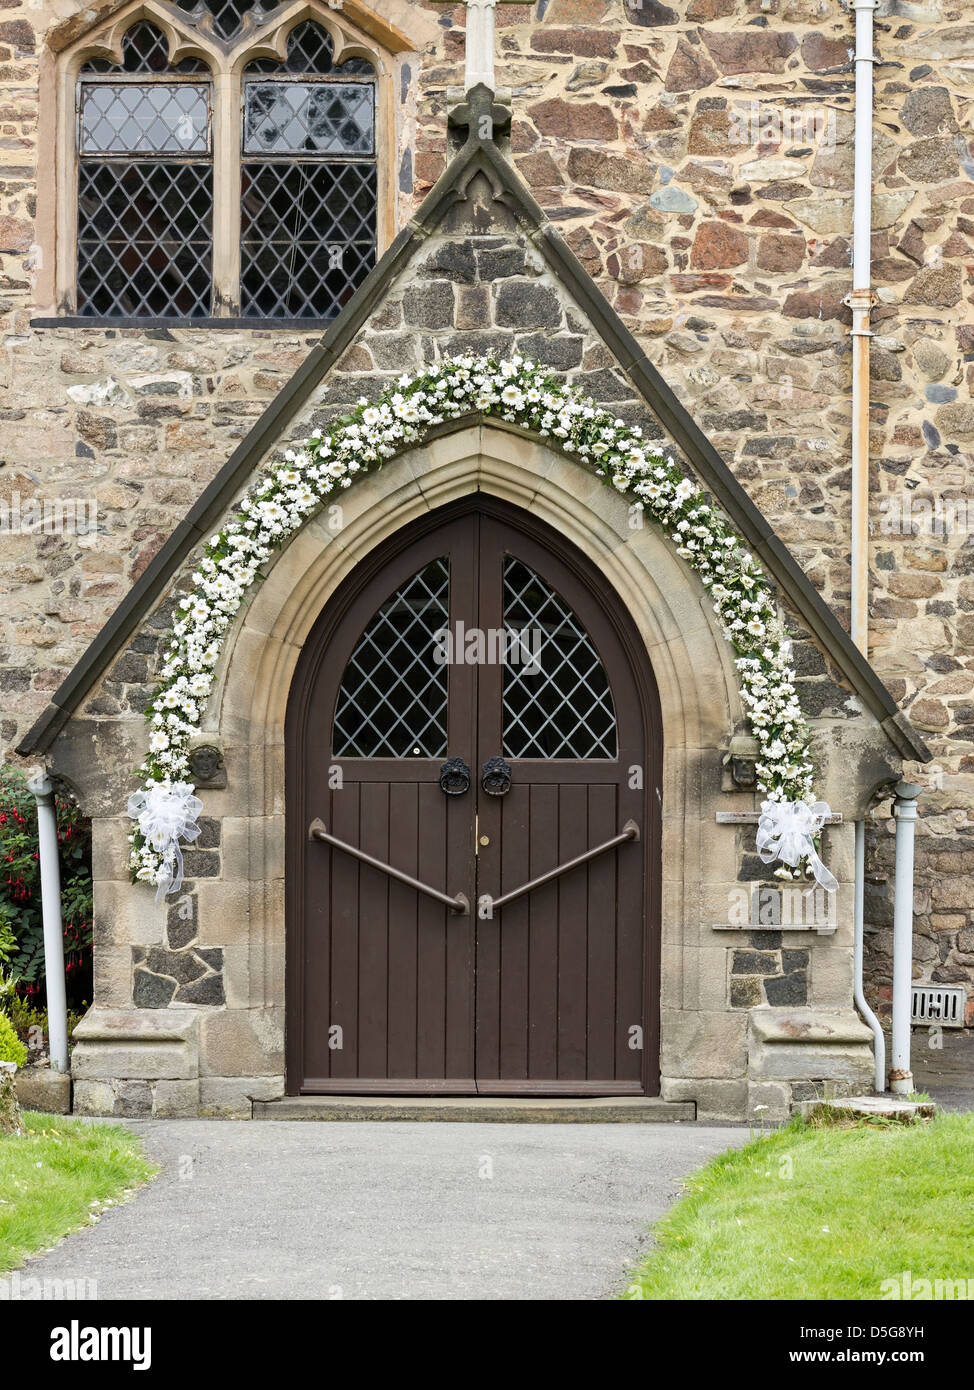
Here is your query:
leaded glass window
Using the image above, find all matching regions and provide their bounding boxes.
[71,9,381,320]
[503,559,617,759]
[80,85,210,155]
[174,1,262,41]
[81,21,209,75]
[333,561,450,759]
[77,23,213,317]
[241,20,377,318]
[244,83,374,156]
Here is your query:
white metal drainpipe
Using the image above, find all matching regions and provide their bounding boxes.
[854,820,886,1092]
[26,770,69,1074]
[848,0,877,655]
[848,0,887,1092]
[890,783,922,1095]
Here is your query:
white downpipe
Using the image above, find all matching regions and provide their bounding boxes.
[853,820,885,1092]
[848,0,887,1096]
[463,0,497,92]
[890,783,922,1096]
[26,770,69,1074]
[848,0,877,655]
[851,0,876,305]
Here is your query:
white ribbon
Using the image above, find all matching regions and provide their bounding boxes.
[756,799,838,893]
[128,781,203,903]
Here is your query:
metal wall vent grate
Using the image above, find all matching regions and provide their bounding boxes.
[911,985,965,1028]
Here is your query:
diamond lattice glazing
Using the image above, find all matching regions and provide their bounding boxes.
[502,559,617,759]
[240,161,375,318]
[333,560,451,758]
[77,161,213,316]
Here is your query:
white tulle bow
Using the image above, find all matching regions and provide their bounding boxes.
[128,781,203,902]
[756,799,838,893]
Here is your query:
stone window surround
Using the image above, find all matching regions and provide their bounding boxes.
[38,0,408,321]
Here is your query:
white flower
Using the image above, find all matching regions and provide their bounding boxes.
[130,354,818,884]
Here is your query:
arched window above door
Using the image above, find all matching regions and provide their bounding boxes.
[54,1,398,323]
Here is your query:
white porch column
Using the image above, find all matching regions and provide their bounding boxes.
[890,781,922,1095]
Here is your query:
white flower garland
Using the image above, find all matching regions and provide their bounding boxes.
[129,354,818,889]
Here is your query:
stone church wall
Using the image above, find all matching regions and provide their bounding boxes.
[0,0,972,1021]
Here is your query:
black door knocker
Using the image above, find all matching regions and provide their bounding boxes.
[438,757,471,796]
[481,756,512,797]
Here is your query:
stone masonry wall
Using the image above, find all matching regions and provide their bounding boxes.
[0,0,973,1018]
[69,212,880,1101]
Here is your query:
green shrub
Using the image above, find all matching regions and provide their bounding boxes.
[4,994,85,1057]
[0,1010,27,1067]
[0,914,14,967]
[0,767,93,1008]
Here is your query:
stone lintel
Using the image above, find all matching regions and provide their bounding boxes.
[715,811,843,824]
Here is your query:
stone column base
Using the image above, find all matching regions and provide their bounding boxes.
[746,1007,877,1122]
[71,1008,200,1119]
[662,1008,877,1122]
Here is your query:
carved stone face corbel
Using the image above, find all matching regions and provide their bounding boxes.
[187,737,227,789]
[722,732,760,791]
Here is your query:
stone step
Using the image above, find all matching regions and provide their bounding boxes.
[798,1095,936,1123]
[13,1065,72,1116]
[253,1095,696,1123]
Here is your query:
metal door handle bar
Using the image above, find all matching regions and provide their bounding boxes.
[308,818,470,914]
[490,820,640,911]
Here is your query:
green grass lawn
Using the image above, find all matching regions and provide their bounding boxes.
[0,1112,156,1274]
[625,1112,974,1300]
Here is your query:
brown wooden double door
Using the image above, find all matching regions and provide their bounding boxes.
[286,499,661,1096]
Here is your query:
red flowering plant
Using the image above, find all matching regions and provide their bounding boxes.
[0,766,93,1011]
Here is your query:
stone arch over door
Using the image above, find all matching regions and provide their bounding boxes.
[208,421,745,1093]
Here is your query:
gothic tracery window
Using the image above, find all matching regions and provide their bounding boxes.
[78,22,213,317]
[174,0,262,41]
[69,5,381,322]
[241,21,377,318]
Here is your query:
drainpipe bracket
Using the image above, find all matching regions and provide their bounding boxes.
[26,765,54,801]
[844,290,876,338]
